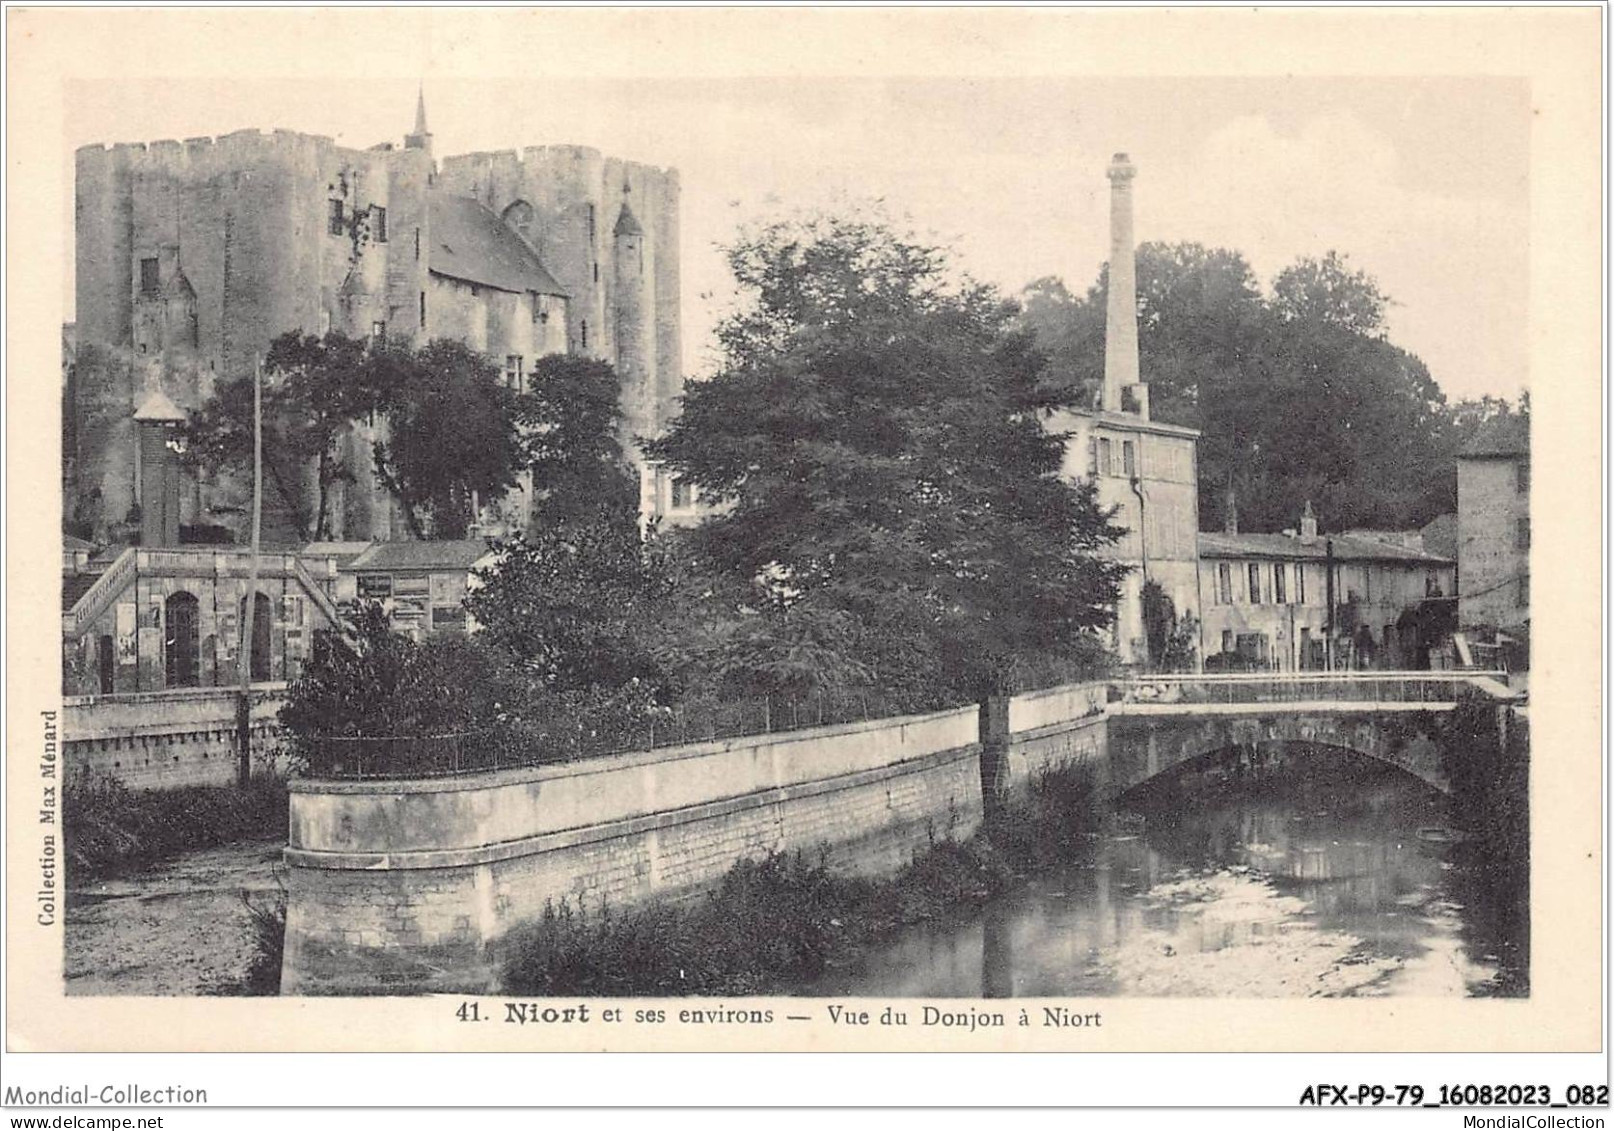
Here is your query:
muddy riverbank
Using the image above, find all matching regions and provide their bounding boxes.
[65,838,285,996]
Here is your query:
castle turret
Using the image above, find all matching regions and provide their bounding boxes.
[613,179,653,443]
[133,380,186,546]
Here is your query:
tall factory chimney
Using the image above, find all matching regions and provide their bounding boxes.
[1103,152,1140,414]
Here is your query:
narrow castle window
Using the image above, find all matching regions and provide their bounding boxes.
[139,257,160,296]
[580,320,589,349]
[414,227,421,261]
[1273,563,1287,604]
[328,199,345,236]
[593,262,599,284]
[1122,440,1136,478]
[371,206,388,243]
[1098,438,1113,476]
[419,290,426,326]
[587,204,596,242]
[1247,562,1262,605]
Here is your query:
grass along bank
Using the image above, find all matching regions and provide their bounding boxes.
[501,763,1103,996]
[63,770,289,883]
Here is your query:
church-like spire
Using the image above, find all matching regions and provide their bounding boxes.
[614,175,643,237]
[405,83,432,154]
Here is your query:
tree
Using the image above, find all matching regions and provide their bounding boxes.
[466,519,670,695]
[1018,243,1267,429]
[185,332,372,542]
[1019,245,1457,533]
[519,354,640,531]
[1271,250,1390,336]
[185,332,529,541]
[367,338,525,539]
[645,209,1128,702]
[280,604,508,738]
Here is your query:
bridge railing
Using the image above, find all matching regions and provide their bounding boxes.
[1118,671,1510,706]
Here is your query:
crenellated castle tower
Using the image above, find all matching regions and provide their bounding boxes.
[67,94,683,546]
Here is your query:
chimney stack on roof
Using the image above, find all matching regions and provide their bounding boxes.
[1103,152,1140,415]
[1299,500,1319,545]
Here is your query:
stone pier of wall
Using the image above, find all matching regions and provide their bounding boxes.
[281,705,983,995]
[996,681,1112,798]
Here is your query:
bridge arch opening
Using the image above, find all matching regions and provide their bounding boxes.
[1117,739,1450,807]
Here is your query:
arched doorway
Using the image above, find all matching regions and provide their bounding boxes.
[164,591,201,687]
[240,592,273,682]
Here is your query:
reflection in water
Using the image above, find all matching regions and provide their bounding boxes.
[806,753,1521,998]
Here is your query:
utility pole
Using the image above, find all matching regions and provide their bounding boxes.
[236,356,263,787]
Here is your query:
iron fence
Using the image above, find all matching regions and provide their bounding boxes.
[303,688,931,781]
[1118,671,1509,706]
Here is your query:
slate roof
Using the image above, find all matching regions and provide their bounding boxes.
[1458,414,1530,459]
[1198,531,1454,566]
[301,541,374,569]
[1419,513,1458,561]
[428,192,568,297]
[613,201,643,237]
[343,539,497,573]
[133,387,187,423]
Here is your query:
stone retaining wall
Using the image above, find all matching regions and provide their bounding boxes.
[281,705,983,995]
[63,685,287,790]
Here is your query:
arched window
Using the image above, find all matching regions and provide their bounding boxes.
[502,200,535,243]
[164,591,201,688]
[240,592,273,682]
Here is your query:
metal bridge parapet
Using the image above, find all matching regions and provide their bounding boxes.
[1115,671,1515,709]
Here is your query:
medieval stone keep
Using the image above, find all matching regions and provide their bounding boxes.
[67,93,684,546]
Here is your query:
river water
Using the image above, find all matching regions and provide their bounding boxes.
[808,754,1525,998]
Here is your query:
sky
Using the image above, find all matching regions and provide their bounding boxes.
[64,75,1530,403]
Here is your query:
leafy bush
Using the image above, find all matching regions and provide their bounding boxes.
[63,770,289,882]
[239,888,287,996]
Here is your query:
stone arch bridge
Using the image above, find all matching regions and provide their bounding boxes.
[1098,674,1520,796]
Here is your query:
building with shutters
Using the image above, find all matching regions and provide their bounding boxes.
[1196,504,1456,672]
